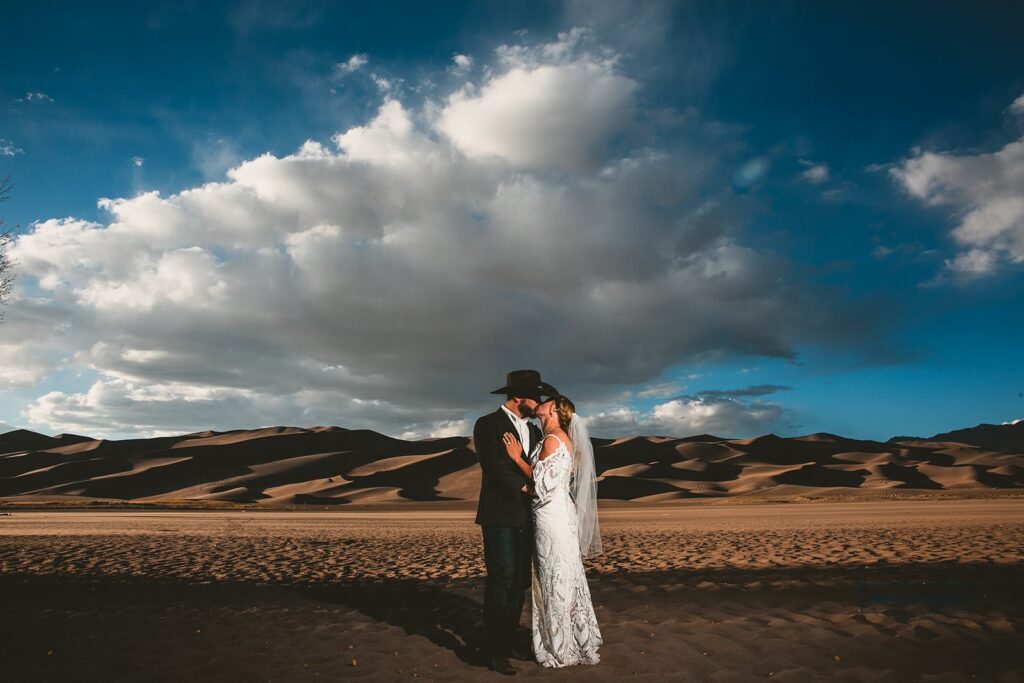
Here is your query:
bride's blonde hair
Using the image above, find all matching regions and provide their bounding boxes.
[552,395,575,432]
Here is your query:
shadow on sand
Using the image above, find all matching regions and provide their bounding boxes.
[293,577,498,668]
[2,560,1022,679]
[289,560,1024,672]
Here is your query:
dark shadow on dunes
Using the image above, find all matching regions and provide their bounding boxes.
[604,459,742,484]
[876,463,944,489]
[894,446,957,467]
[729,434,890,465]
[170,430,466,470]
[596,475,691,499]
[774,463,869,488]
[0,451,90,478]
[0,457,134,496]
[673,441,742,463]
[668,459,743,482]
[343,446,478,502]
[976,468,1023,488]
[594,437,691,472]
[0,429,93,454]
[593,438,733,471]
[36,455,259,500]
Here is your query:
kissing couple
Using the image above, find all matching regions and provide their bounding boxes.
[474,369,603,675]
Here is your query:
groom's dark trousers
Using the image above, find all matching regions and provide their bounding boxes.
[474,408,540,658]
[481,526,532,654]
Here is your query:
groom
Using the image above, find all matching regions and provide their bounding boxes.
[474,369,558,675]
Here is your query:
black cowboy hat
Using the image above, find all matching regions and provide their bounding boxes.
[490,369,559,401]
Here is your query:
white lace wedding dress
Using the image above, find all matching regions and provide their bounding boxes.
[529,434,602,667]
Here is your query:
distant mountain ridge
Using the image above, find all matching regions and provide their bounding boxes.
[0,422,1022,505]
[889,420,1024,453]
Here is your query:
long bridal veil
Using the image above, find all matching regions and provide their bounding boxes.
[569,414,603,558]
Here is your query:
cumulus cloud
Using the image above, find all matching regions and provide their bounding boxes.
[449,54,473,75]
[587,387,792,439]
[336,53,369,74]
[400,419,471,441]
[8,30,870,438]
[891,97,1024,278]
[0,296,75,388]
[24,375,470,440]
[1010,94,1024,116]
[437,29,637,171]
[0,344,54,386]
[798,159,829,184]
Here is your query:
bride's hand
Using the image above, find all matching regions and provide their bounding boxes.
[502,432,523,460]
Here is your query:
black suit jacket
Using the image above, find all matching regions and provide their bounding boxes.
[474,408,541,527]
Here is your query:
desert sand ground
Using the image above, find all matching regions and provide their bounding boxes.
[2,500,1023,682]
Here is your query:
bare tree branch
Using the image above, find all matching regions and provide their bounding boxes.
[0,175,16,323]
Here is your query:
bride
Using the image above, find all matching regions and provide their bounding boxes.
[502,395,603,667]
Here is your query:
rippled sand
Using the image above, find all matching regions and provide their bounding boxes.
[2,500,1022,681]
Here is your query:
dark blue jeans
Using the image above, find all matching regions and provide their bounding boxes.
[481,524,533,657]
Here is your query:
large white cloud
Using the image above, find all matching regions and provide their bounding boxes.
[436,27,637,172]
[891,95,1024,278]
[0,295,77,388]
[6,31,866,438]
[437,64,636,171]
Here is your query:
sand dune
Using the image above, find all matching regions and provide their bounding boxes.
[1,422,1023,506]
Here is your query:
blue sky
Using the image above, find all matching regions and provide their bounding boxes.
[1,0,1023,440]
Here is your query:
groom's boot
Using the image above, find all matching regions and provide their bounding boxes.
[488,655,516,676]
[508,633,532,662]
[508,625,532,661]
[508,646,532,662]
